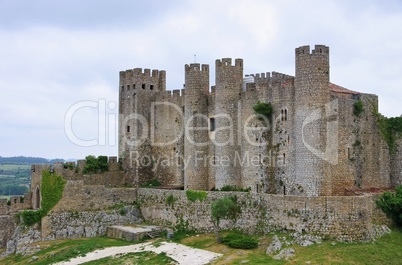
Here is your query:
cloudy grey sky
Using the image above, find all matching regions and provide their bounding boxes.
[1,0,402,159]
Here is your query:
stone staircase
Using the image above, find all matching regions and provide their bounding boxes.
[106,225,164,242]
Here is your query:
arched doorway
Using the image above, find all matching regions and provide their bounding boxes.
[35,187,40,209]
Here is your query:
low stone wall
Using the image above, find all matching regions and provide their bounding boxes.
[51,180,137,212]
[41,206,142,240]
[137,189,388,242]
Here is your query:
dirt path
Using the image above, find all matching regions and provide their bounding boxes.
[54,241,222,265]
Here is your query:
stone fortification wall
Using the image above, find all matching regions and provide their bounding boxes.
[51,180,137,212]
[41,206,142,240]
[138,188,387,242]
[0,194,32,215]
[391,139,402,186]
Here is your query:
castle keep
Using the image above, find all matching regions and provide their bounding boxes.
[118,44,402,196]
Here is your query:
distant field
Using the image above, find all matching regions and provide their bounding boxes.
[0,164,31,171]
[0,164,31,196]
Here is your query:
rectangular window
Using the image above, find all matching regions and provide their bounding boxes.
[150,85,154,90]
[121,86,124,91]
[210,118,215,131]
[142,84,146,89]
[127,85,130,90]
[127,126,130,133]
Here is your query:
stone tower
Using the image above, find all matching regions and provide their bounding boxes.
[214,58,243,189]
[118,68,166,179]
[184,63,210,190]
[293,45,331,196]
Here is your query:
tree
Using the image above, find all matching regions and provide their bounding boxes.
[376,185,402,227]
[211,196,241,243]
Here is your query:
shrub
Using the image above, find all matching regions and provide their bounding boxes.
[353,99,364,117]
[186,190,207,202]
[82,155,109,174]
[222,231,258,249]
[219,185,251,192]
[166,194,176,207]
[140,179,161,188]
[253,101,273,120]
[376,185,402,227]
[119,207,127,216]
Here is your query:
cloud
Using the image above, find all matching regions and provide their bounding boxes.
[0,0,402,158]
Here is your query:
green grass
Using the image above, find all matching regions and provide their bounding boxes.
[0,164,31,171]
[180,229,402,265]
[83,251,176,265]
[2,229,402,265]
[0,237,134,265]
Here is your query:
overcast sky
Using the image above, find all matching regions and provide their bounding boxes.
[1,0,402,159]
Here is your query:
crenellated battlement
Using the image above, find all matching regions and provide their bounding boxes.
[0,193,32,215]
[296,44,329,57]
[185,63,209,73]
[119,67,166,92]
[120,68,164,78]
[216,58,243,68]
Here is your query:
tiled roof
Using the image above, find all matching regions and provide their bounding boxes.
[329,83,359,95]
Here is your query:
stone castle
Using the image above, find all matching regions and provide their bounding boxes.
[119,44,402,196]
[1,44,400,252]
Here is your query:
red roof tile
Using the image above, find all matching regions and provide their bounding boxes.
[329,83,359,95]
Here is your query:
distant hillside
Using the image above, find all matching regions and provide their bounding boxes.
[0,156,65,165]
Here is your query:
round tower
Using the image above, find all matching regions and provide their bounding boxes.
[184,63,210,190]
[214,58,243,189]
[293,45,331,196]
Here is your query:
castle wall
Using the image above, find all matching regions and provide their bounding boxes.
[137,188,388,242]
[391,139,402,186]
[352,94,391,189]
[239,85,267,192]
[269,73,296,195]
[41,206,142,240]
[51,180,137,212]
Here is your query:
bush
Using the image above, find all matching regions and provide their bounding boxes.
[253,101,273,120]
[19,210,43,226]
[166,194,176,207]
[82,155,109,174]
[140,179,161,188]
[186,190,207,202]
[376,185,402,227]
[222,231,258,249]
[353,99,364,117]
[218,185,251,192]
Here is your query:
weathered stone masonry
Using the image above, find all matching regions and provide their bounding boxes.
[118,44,402,196]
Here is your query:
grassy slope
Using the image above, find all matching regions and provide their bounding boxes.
[1,230,401,265]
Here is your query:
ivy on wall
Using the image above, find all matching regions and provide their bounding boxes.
[371,102,402,153]
[18,170,66,226]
